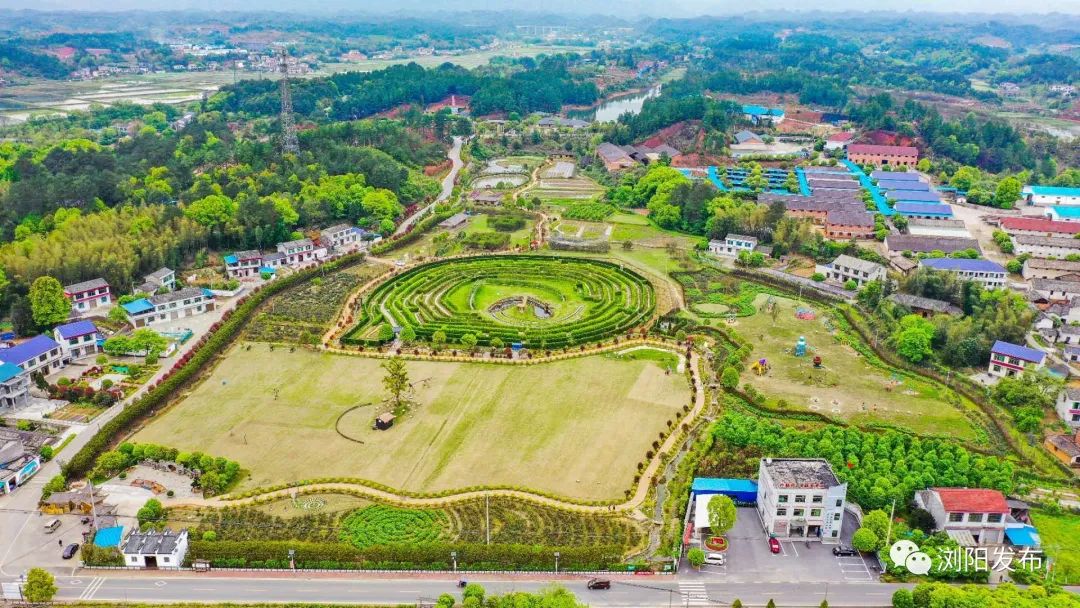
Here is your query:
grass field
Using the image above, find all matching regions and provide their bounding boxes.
[133,347,689,500]
[735,293,980,440]
[1030,509,1080,584]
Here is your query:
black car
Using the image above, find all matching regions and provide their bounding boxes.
[586,578,611,590]
[832,546,859,557]
[62,543,80,560]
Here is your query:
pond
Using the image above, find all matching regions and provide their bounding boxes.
[569,85,661,123]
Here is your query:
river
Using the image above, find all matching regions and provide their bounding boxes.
[569,85,661,123]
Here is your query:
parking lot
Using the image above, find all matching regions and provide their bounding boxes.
[683,507,878,583]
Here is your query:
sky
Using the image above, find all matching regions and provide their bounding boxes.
[4,0,1080,15]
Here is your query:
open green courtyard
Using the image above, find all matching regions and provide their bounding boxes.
[734,293,982,440]
[132,347,690,500]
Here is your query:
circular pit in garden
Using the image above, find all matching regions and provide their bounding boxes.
[343,255,656,349]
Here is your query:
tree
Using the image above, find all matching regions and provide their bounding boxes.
[861,510,890,544]
[892,314,936,363]
[137,498,164,526]
[108,305,129,326]
[381,357,410,409]
[851,527,879,553]
[687,547,706,568]
[399,326,416,345]
[41,474,66,499]
[994,176,1022,209]
[461,333,478,351]
[23,568,57,603]
[766,600,776,608]
[29,276,70,327]
[431,330,447,351]
[843,279,858,291]
[377,323,395,342]
[784,170,800,193]
[184,193,237,228]
[891,588,914,608]
[707,494,737,536]
[721,366,740,389]
[92,449,129,478]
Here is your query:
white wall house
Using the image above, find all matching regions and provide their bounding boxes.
[0,335,64,377]
[756,458,847,544]
[276,238,326,266]
[122,288,214,328]
[0,363,30,410]
[816,254,886,287]
[919,258,1007,290]
[1022,186,1080,207]
[63,278,112,314]
[1013,235,1080,258]
[53,321,102,362]
[1057,388,1080,430]
[914,488,1009,546]
[224,250,264,279]
[320,224,358,251]
[709,234,759,257]
[121,529,188,568]
[142,268,176,292]
[987,340,1045,378]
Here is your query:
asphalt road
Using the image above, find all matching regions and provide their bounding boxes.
[32,574,908,607]
[394,135,463,236]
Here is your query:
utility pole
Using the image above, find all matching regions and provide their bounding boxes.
[89,479,98,530]
[885,497,897,548]
[278,49,299,155]
[485,493,490,545]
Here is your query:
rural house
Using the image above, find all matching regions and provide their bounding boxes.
[887,293,962,317]
[0,363,30,410]
[596,143,635,172]
[1022,185,1080,207]
[987,340,1045,378]
[1031,278,1080,302]
[63,278,112,313]
[816,255,885,287]
[919,258,1007,290]
[756,458,847,543]
[0,435,41,495]
[1013,235,1080,259]
[53,320,102,362]
[121,528,189,569]
[122,288,214,328]
[1044,431,1080,468]
[0,335,64,376]
[1022,258,1080,281]
[884,235,980,255]
[1056,388,1080,429]
[320,224,358,251]
[275,239,324,267]
[708,234,758,257]
[224,250,264,279]
[847,144,918,167]
[914,488,1009,545]
[141,268,176,293]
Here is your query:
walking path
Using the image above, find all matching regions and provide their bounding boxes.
[393,136,463,236]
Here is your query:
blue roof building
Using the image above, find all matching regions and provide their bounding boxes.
[122,299,154,315]
[0,335,63,375]
[894,202,953,218]
[53,320,102,361]
[1005,524,1041,548]
[871,171,922,182]
[877,180,930,192]
[0,362,24,383]
[1046,206,1080,221]
[886,190,942,203]
[94,526,125,548]
[920,258,1005,273]
[1023,186,1080,207]
[989,340,1045,378]
[691,477,759,503]
[55,320,98,341]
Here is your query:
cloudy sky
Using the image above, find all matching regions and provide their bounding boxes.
[4,0,1080,14]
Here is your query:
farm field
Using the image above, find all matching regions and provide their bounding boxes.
[133,347,689,500]
[732,292,981,440]
[1030,509,1080,585]
[526,167,604,200]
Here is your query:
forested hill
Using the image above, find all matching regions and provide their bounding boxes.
[209,56,600,120]
[0,43,71,79]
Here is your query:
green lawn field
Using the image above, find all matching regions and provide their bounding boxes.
[133,347,689,500]
[1031,509,1080,585]
[736,293,980,440]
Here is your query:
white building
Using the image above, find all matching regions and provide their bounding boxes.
[53,320,102,362]
[1013,235,1080,259]
[224,250,264,279]
[1022,258,1080,281]
[756,458,847,543]
[708,234,759,257]
[63,278,112,313]
[0,363,30,410]
[815,254,886,287]
[122,288,214,328]
[275,238,325,266]
[987,340,1045,378]
[1032,279,1080,302]
[121,528,188,568]
[919,258,1007,290]
[1023,186,1080,207]
[0,335,64,377]
[914,488,1009,546]
[142,268,176,293]
[1056,388,1080,429]
[320,224,358,251]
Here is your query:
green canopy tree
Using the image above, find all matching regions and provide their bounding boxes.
[381,357,410,409]
[23,568,57,603]
[707,494,737,536]
[29,276,70,327]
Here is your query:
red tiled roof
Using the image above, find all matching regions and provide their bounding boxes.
[849,144,918,156]
[1000,217,1080,235]
[932,488,1009,513]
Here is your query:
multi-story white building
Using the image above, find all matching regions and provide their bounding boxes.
[1022,186,1080,207]
[275,238,326,266]
[53,320,102,362]
[914,488,1009,546]
[708,234,759,257]
[987,340,1045,378]
[224,250,264,279]
[121,287,214,328]
[0,363,30,410]
[816,254,886,287]
[0,335,64,377]
[919,258,1007,289]
[756,458,847,543]
[1056,388,1080,430]
[1013,235,1080,258]
[141,267,176,293]
[63,278,112,314]
[320,224,358,251]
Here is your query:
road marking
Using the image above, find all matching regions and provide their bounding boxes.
[79,577,104,600]
[155,580,167,586]
[69,579,82,585]
[788,541,799,558]
[678,581,709,607]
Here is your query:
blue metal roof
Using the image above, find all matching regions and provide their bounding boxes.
[742,104,784,117]
[223,254,238,265]
[0,362,24,383]
[877,180,930,192]
[886,190,942,203]
[1005,525,1041,547]
[1023,185,1080,197]
[121,298,154,315]
[1049,206,1080,219]
[692,478,759,494]
[921,258,1005,273]
[894,202,953,216]
[0,335,59,366]
[94,526,124,548]
[55,320,98,340]
[872,171,922,181]
[991,340,1045,363]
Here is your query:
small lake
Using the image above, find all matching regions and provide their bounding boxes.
[569,85,661,123]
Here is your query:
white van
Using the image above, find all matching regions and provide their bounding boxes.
[43,519,61,533]
[703,552,726,566]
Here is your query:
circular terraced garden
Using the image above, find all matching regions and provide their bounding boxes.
[343,255,655,349]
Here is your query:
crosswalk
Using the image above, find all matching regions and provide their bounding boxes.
[78,577,105,600]
[678,580,710,606]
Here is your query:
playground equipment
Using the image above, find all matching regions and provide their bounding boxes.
[751,358,770,375]
[813,355,822,368]
[795,307,816,320]
[795,336,808,357]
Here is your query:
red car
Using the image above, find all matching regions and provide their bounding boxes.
[768,537,781,554]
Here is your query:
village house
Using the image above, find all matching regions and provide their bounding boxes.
[756,458,847,543]
[914,488,1009,545]
[39,483,109,515]
[121,528,189,568]
[906,218,971,238]
[1056,324,1080,345]
[1012,235,1080,258]
[1045,431,1080,468]
[536,116,590,130]
[1066,344,1080,364]
[275,238,324,267]
[708,234,758,257]
[1032,278,1080,302]
[893,202,953,220]
[140,268,176,294]
[987,340,1045,378]
[888,254,918,275]
[742,105,785,125]
[63,278,112,314]
[122,288,214,328]
[824,132,855,151]
[847,144,919,168]
[759,193,875,239]
[439,212,469,229]
[919,258,1007,290]
[53,320,102,362]
[816,254,886,287]
[224,250,264,279]
[0,335,64,376]
[999,217,1080,238]
[319,224,358,251]
[0,362,30,410]
[1022,185,1080,207]
[887,293,962,317]
[596,143,635,172]
[1056,388,1080,429]
[468,191,504,206]
[1022,258,1080,281]
[733,130,766,146]
[884,235,980,255]
[0,433,42,495]
[825,209,876,239]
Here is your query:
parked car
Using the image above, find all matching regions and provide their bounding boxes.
[704,552,726,566]
[833,546,859,557]
[80,516,92,525]
[43,519,61,534]
[62,543,79,560]
[586,578,611,590]
[768,537,781,554]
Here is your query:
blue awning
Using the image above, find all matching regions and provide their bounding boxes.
[94,525,124,548]
[1005,525,1040,547]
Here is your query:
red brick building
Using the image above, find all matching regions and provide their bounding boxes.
[847,144,919,168]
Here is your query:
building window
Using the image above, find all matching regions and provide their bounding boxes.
[968,513,983,523]
[812,495,823,504]
[130,556,137,563]
[948,512,964,522]
[793,509,804,517]
[776,508,787,517]
[163,557,169,563]
[778,495,789,503]
[811,509,822,517]
[832,530,839,537]
[835,499,842,508]
[795,495,806,503]
[987,513,1003,523]
[834,513,841,521]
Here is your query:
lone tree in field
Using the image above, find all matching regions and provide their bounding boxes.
[23,568,57,603]
[29,276,70,327]
[381,357,410,409]
[707,494,737,536]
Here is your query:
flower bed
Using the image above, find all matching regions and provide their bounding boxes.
[704,536,728,552]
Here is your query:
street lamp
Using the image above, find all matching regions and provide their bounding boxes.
[451,551,457,573]
[554,551,560,573]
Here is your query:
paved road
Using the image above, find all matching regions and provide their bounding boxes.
[22,573,913,607]
[394,135,463,236]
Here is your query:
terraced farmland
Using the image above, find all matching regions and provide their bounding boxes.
[343,255,655,348]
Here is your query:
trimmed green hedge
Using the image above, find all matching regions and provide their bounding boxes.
[63,253,367,479]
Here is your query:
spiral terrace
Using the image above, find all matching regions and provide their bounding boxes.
[343,255,656,348]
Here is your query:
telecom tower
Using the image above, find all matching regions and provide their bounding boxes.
[278,49,299,155]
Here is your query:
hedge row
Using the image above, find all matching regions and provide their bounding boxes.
[185,540,624,572]
[369,207,461,256]
[63,253,368,479]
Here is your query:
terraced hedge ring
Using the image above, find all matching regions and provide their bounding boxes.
[343,255,655,349]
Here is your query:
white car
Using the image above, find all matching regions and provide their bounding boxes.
[703,552,726,566]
